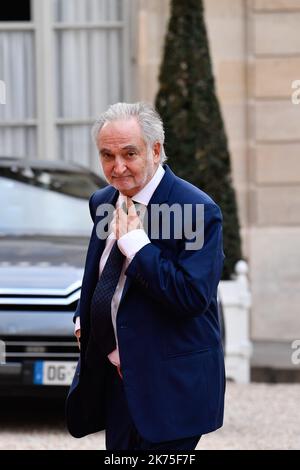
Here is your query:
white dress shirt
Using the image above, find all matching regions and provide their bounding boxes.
[75,164,165,367]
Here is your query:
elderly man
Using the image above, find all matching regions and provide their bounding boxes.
[66,102,225,450]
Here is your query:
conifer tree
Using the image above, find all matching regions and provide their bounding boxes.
[155,0,242,279]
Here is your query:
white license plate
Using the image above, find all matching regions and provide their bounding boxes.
[34,361,77,386]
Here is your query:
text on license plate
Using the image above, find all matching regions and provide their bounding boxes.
[34,361,77,386]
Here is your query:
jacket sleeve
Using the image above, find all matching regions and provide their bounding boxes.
[125,203,225,318]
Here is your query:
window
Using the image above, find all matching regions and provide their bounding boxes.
[0,1,31,21]
[0,0,36,158]
[0,0,131,169]
[53,0,129,170]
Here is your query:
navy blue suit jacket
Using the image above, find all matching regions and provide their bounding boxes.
[66,164,226,443]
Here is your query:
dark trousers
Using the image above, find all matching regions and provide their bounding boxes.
[104,361,201,451]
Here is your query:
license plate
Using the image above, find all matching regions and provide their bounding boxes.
[34,361,77,386]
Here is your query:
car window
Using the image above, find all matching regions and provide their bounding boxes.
[0,165,101,199]
[0,172,100,236]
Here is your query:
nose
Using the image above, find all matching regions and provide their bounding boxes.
[113,156,127,175]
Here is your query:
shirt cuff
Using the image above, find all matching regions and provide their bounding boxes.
[118,229,151,259]
[74,316,80,334]
[107,348,120,367]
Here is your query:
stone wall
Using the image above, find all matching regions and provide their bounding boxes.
[133,0,300,367]
[247,0,300,344]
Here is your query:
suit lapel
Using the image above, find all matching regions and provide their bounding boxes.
[82,188,119,311]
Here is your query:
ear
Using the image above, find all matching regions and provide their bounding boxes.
[152,142,161,163]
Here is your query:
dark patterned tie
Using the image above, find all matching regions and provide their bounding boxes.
[89,240,125,356]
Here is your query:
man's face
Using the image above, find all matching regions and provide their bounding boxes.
[97,118,161,197]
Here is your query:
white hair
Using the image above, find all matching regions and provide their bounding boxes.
[91,102,167,163]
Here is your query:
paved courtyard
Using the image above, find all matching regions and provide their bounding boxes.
[0,382,299,450]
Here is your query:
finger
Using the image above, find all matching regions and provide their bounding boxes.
[116,207,128,238]
[113,212,119,239]
[121,201,128,215]
[127,197,137,217]
[127,196,134,207]
[116,208,122,238]
[113,208,118,225]
[128,216,141,231]
[111,219,117,238]
[118,206,128,225]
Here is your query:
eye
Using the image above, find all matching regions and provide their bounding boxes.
[102,153,113,160]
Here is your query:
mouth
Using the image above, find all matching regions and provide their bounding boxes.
[112,176,132,180]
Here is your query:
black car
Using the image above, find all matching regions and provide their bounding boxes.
[0,157,106,396]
